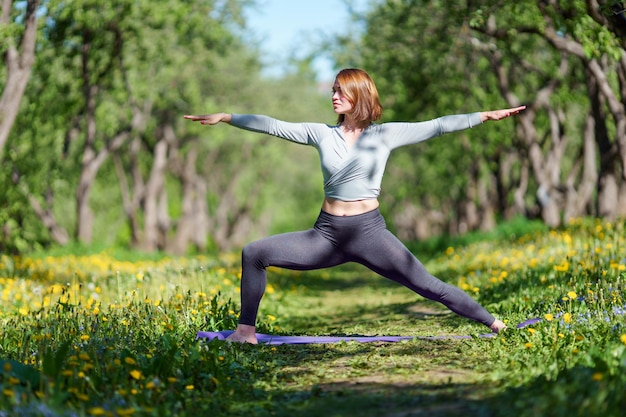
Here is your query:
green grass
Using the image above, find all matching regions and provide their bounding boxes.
[1,217,625,416]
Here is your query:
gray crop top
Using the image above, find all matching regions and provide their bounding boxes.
[230,113,482,201]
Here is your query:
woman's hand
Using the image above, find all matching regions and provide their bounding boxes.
[480,105,526,122]
[183,113,232,125]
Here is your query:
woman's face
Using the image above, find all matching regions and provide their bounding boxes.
[332,80,353,115]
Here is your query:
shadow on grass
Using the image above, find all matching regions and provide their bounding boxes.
[216,338,499,417]
[277,298,469,337]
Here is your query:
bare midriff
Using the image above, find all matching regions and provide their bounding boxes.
[321,197,379,216]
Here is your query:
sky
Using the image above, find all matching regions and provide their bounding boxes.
[243,0,369,81]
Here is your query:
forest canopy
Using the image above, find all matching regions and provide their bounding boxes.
[2,0,626,254]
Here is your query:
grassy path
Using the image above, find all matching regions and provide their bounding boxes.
[232,265,502,416]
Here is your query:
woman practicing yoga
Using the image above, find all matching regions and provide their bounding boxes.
[185,68,525,344]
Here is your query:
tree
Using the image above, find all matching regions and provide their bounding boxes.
[0,0,40,158]
[336,0,626,235]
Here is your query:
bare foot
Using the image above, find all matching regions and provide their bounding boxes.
[490,319,507,334]
[225,324,258,344]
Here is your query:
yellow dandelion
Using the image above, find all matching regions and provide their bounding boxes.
[88,407,107,416]
[544,314,554,321]
[185,385,194,390]
[80,335,90,342]
[3,362,12,372]
[76,393,89,401]
[116,408,135,416]
[554,262,569,272]
[524,342,533,349]
[527,328,536,335]
[124,357,136,365]
[567,291,577,300]
[620,334,626,345]
[129,370,142,380]
[563,313,572,323]
[592,372,603,381]
[3,388,14,397]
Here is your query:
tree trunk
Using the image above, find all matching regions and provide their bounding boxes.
[27,192,70,245]
[141,130,170,252]
[563,114,598,222]
[0,0,40,158]
[168,142,209,255]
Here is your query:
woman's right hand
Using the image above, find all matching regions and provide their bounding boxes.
[183,113,232,125]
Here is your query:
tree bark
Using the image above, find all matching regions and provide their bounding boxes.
[0,0,40,158]
[168,142,209,255]
[141,127,171,252]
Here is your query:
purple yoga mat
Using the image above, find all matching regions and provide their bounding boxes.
[196,318,541,345]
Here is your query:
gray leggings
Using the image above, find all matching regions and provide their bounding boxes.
[238,208,495,328]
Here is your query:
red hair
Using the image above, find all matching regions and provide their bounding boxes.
[335,68,383,125]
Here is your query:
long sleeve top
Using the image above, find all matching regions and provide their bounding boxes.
[230,113,482,201]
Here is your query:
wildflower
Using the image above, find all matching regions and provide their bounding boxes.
[592,372,603,381]
[3,362,11,372]
[88,407,107,416]
[567,291,577,300]
[524,342,533,349]
[80,335,90,342]
[116,408,135,416]
[2,389,13,396]
[554,262,569,272]
[124,357,136,365]
[620,334,626,345]
[185,385,194,390]
[563,313,572,323]
[544,314,554,321]
[129,370,142,380]
[527,328,536,335]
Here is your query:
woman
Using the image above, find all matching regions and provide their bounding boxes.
[185,68,524,344]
